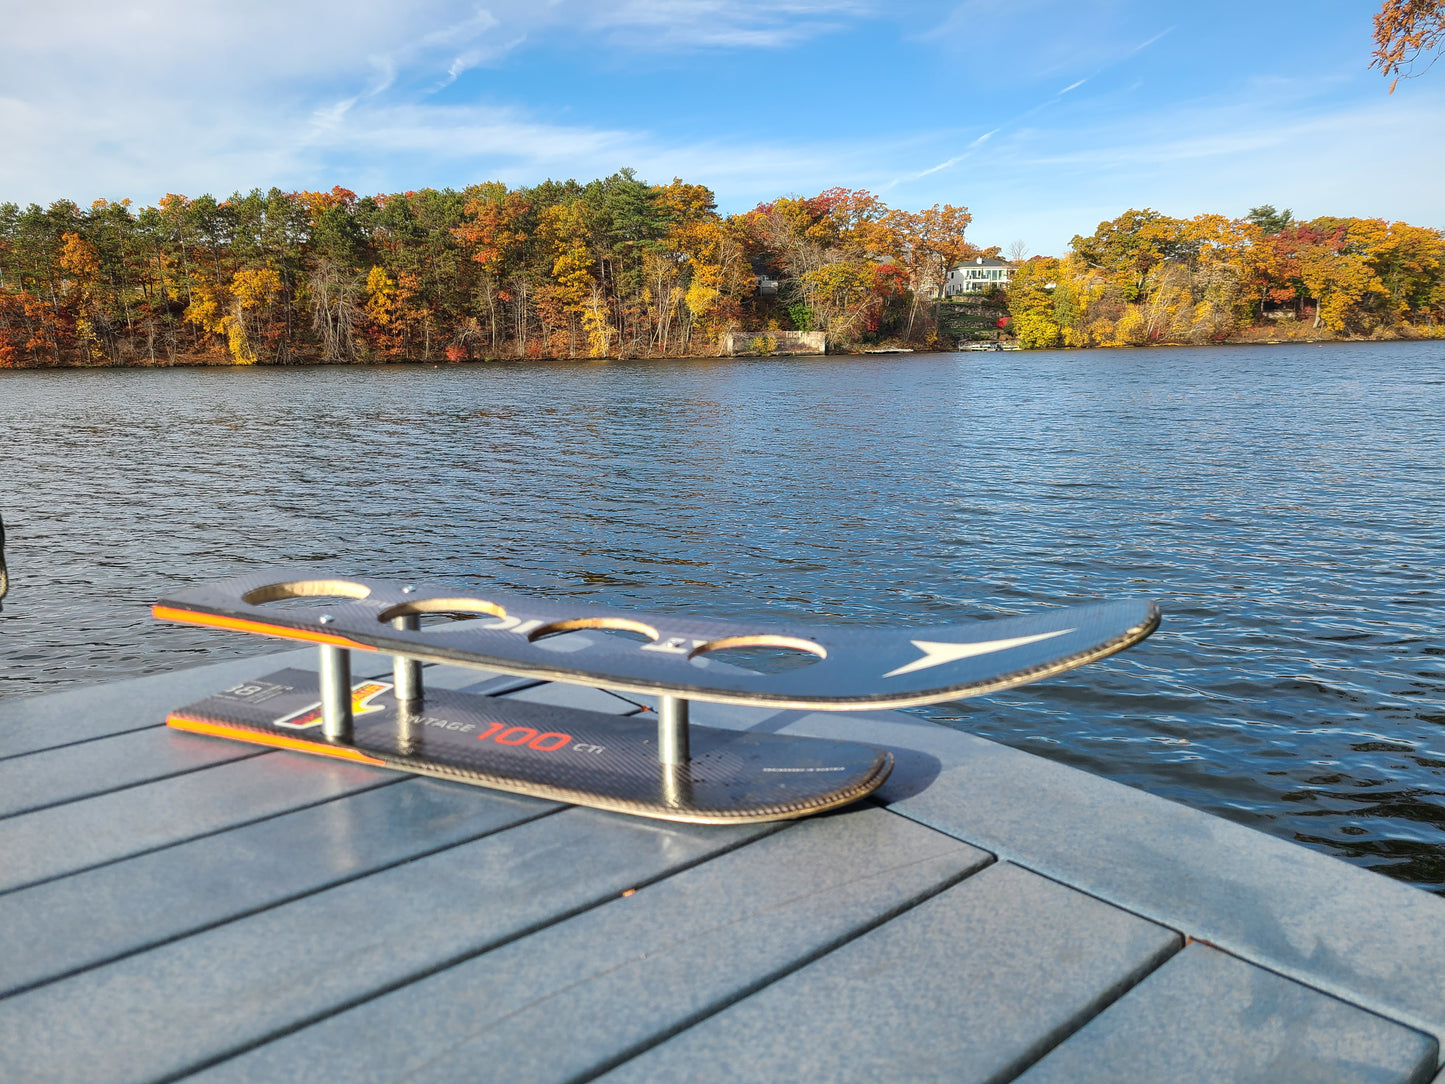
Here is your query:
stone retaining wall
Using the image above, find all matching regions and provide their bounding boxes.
[721,331,827,356]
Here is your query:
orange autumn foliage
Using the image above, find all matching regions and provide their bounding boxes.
[1372,0,1445,91]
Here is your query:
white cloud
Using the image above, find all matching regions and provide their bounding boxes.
[3,0,1440,265]
[887,128,1001,187]
[592,0,870,47]
[0,0,876,204]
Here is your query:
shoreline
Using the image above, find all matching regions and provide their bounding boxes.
[1,333,1438,371]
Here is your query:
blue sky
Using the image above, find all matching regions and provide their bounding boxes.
[3,0,1441,253]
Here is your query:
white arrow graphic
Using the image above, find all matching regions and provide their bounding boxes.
[883,628,1075,678]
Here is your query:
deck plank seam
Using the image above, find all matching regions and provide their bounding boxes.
[0,747,271,823]
[0,803,570,1005]
[0,722,167,763]
[996,938,1442,1083]
[0,650,445,757]
[393,814,990,1082]
[0,675,606,897]
[0,772,407,901]
[0,652,418,760]
[1036,870,1445,1068]
[0,665,655,765]
[0,670,605,795]
[990,930,1185,1083]
[1137,942,1445,1074]
[153,820,795,1084]
[885,803,1445,1066]
[0,684,639,823]
[566,850,999,1084]
[568,858,1182,1084]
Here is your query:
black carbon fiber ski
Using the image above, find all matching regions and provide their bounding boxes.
[155,568,1159,710]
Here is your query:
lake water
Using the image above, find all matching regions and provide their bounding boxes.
[2,343,1443,891]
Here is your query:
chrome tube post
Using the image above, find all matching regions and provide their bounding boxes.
[658,695,690,765]
[658,695,692,807]
[318,642,353,743]
[391,614,423,705]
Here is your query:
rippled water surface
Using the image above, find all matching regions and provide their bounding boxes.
[3,344,1443,890]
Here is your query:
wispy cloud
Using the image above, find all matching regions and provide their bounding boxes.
[0,0,878,205]
[922,89,1445,251]
[2,0,1439,266]
[594,0,872,47]
[887,128,1000,187]
[880,13,1179,192]
[1129,27,1174,55]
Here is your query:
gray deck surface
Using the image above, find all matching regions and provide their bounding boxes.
[0,642,1442,1082]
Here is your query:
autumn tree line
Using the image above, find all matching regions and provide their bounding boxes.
[1021,0,1445,350]
[1008,206,1445,349]
[0,174,977,367]
[0,173,1441,367]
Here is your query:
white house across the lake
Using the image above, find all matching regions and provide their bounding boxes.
[944,256,1015,295]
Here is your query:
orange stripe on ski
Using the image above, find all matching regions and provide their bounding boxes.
[152,605,375,651]
[166,714,387,765]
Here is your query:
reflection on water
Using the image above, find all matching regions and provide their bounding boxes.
[2,343,1443,890]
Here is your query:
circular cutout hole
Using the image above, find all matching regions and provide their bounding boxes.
[243,579,371,610]
[593,627,655,645]
[528,617,659,644]
[689,635,826,674]
[410,613,478,627]
[377,598,507,625]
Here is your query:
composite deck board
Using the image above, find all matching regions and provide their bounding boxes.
[0,648,321,759]
[0,648,404,761]
[413,666,538,695]
[0,656,637,897]
[0,751,395,894]
[1016,942,1438,1084]
[0,779,556,999]
[0,808,774,1084]
[708,704,1445,1053]
[186,806,989,1084]
[0,726,264,820]
[2,655,1441,1080]
[600,861,1182,1083]
[0,670,643,998]
[0,664,535,826]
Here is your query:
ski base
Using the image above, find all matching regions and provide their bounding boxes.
[167,670,893,824]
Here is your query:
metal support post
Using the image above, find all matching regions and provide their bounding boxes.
[661,762,693,808]
[658,696,693,807]
[396,699,422,754]
[318,642,353,743]
[392,614,423,705]
[658,695,690,765]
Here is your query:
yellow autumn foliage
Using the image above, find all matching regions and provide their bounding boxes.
[1112,308,1148,346]
[183,268,282,363]
[366,266,397,326]
[232,268,281,311]
[1086,318,1115,345]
